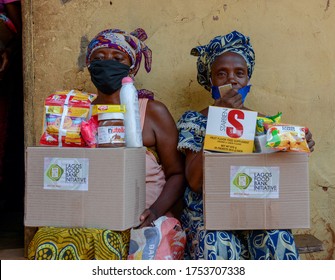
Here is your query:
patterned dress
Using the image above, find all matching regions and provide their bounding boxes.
[28,228,130,260]
[177,110,300,260]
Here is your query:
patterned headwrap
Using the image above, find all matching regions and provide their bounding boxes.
[191,30,255,91]
[86,28,152,76]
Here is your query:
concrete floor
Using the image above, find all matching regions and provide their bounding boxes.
[0,211,25,260]
[0,248,25,260]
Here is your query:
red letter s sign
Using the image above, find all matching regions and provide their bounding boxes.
[226,110,244,138]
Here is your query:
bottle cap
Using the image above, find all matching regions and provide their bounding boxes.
[122,77,133,84]
[98,112,124,121]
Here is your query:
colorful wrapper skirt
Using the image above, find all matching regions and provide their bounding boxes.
[181,187,300,260]
[28,227,130,260]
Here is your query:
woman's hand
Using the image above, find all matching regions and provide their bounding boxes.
[138,208,158,228]
[213,89,243,109]
[306,128,315,152]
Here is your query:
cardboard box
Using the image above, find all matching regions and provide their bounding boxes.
[25,147,146,230]
[203,152,309,230]
[204,106,258,153]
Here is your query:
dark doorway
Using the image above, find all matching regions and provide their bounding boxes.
[0,0,24,251]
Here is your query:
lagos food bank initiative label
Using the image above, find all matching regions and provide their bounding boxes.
[230,166,280,198]
[44,157,89,191]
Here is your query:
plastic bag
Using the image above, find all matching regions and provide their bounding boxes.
[127,216,186,260]
[80,117,99,148]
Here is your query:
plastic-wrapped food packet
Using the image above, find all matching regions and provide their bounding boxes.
[39,90,97,147]
[265,123,310,153]
[256,112,282,136]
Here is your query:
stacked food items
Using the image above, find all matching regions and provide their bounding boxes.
[81,105,126,148]
[40,91,128,148]
[255,112,310,153]
[39,90,97,147]
[40,78,142,149]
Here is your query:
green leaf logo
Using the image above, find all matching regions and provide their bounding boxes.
[46,164,64,181]
[233,173,252,190]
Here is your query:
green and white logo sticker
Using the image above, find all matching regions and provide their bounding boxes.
[44,157,89,191]
[230,166,279,199]
[46,164,64,181]
[232,173,252,190]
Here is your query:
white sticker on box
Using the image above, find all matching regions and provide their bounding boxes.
[230,166,279,198]
[44,158,89,191]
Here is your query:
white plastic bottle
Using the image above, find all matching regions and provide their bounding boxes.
[120,77,143,147]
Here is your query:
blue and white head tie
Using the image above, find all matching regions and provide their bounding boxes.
[191,30,255,91]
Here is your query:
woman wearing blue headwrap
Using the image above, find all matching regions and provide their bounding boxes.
[177,30,315,260]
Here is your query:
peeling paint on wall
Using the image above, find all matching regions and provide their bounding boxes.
[77,35,89,71]
[60,0,72,5]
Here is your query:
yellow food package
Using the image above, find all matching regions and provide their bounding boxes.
[256,112,282,136]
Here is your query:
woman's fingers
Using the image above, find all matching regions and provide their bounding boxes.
[305,129,315,152]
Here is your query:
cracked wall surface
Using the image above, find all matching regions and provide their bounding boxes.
[23,0,335,259]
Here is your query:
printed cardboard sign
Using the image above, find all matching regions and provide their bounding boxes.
[230,165,280,199]
[44,157,89,191]
[204,106,258,153]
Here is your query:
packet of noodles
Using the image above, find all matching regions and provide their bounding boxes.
[39,90,97,147]
[265,123,310,153]
[256,112,282,136]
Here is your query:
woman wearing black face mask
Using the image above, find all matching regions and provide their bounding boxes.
[27,28,185,260]
[88,57,131,95]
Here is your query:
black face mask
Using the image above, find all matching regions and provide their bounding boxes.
[88,60,130,95]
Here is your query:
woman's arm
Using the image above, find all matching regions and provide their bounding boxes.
[184,149,203,194]
[139,100,185,227]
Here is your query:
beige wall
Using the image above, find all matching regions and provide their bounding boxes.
[23,0,335,259]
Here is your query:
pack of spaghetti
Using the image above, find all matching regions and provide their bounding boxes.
[40,90,97,147]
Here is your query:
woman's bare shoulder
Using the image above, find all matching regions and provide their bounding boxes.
[146,99,169,112]
[145,99,173,120]
[144,99,176,132]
